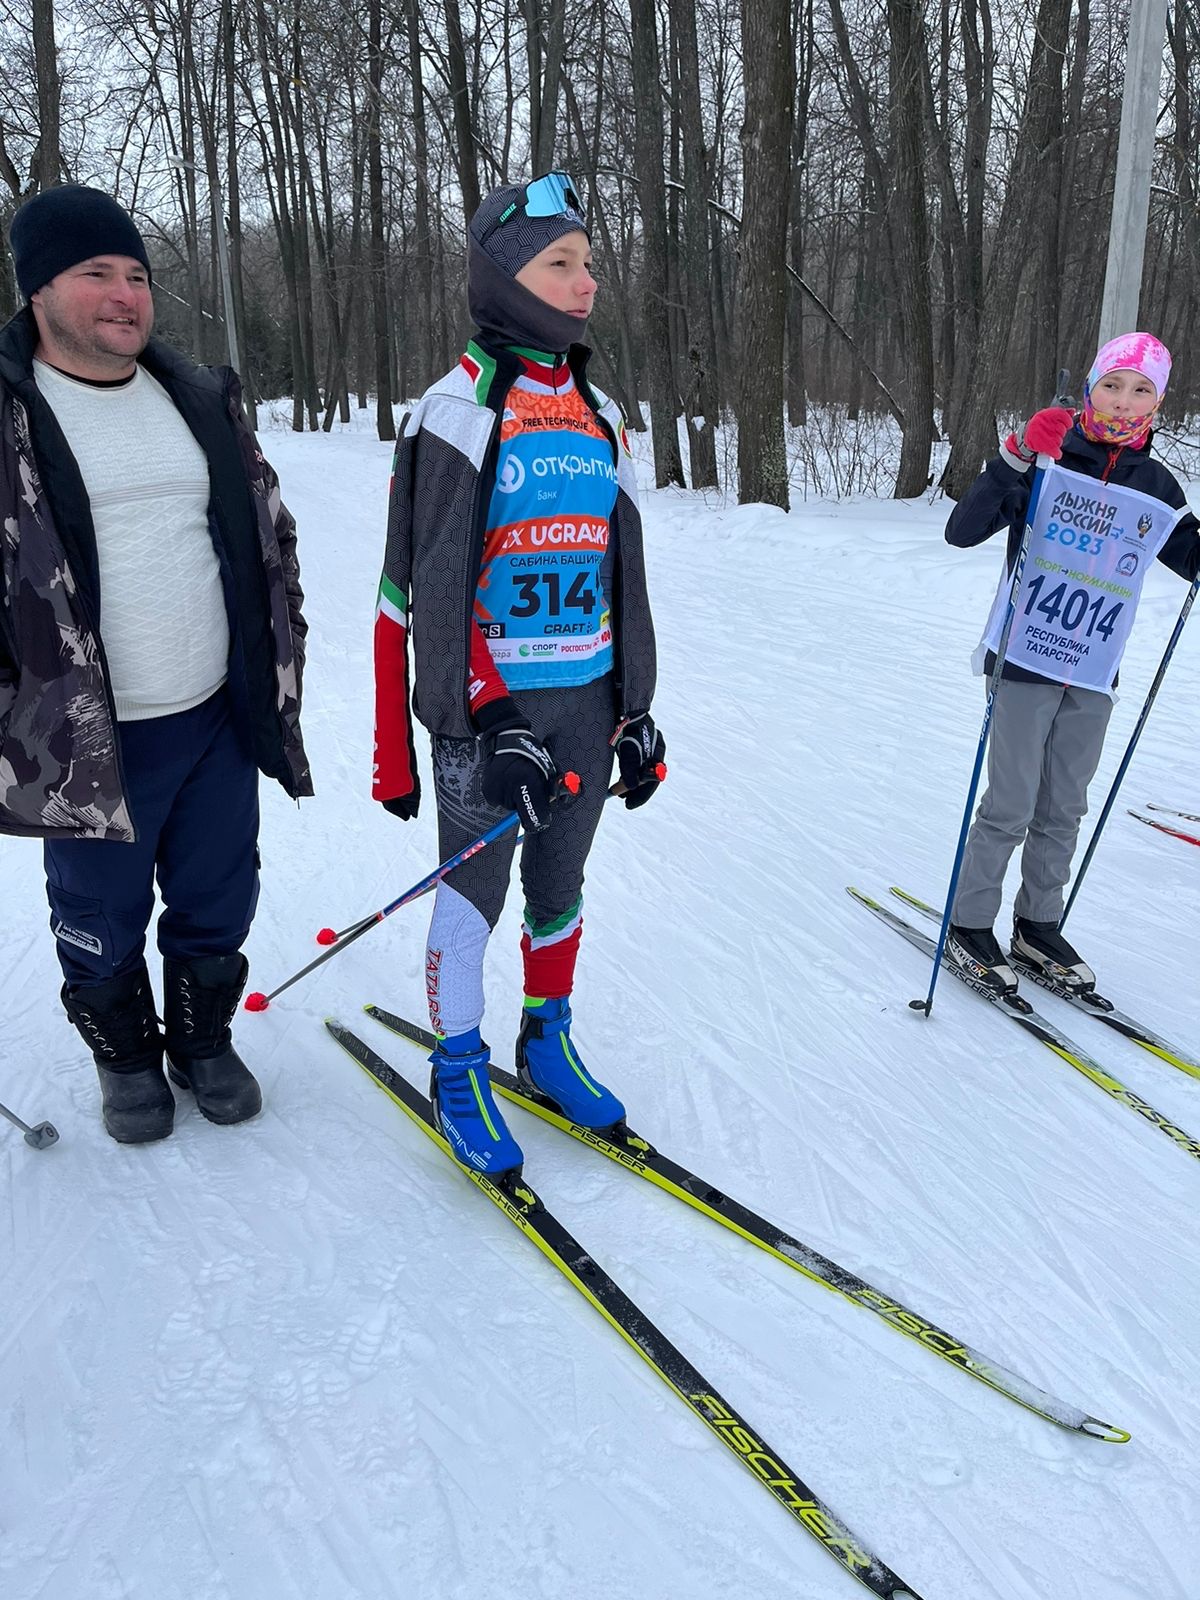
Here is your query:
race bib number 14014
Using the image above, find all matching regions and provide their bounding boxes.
[977,461,1182,693]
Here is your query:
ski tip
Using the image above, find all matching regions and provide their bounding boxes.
[1084,1419,1132,1444]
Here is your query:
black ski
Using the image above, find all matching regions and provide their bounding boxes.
[366,1004,1127,1442]
[848,887,1200,1166]
[325,1018,925,1598]
[1145,802,1200,824]
[889,886,1200,1083]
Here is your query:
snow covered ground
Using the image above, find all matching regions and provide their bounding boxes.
[4,419,1199,1600]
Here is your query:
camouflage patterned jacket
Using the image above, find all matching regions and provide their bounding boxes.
[0,308,312,841]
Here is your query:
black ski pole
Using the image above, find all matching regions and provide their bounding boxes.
[0,1098,59,1150]
[1061,573,1200,928]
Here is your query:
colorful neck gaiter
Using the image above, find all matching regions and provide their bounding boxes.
[1079,396,1158,449]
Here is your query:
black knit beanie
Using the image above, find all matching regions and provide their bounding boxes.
[9,185,152,299]
[467,181,591,355]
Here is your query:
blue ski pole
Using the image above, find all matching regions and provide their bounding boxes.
[1060,573,1200,928]
[911,375,1073,1017]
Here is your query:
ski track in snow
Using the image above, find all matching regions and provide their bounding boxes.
[3,426,1199,1599]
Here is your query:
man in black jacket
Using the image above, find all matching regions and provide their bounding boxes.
[1,185,312,1143]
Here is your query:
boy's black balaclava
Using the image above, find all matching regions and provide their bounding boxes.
[467,181,590,356]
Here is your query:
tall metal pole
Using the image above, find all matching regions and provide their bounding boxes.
[168,155,241,375]
[1098,0,1169,344]
[209,172,241,376]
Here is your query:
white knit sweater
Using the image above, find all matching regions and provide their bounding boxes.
[34,359,230,721]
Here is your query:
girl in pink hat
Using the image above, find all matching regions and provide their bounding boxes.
[942,331,1200,996]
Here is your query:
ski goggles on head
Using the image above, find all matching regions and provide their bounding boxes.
[524,172,584,218]
[481,172,586,242]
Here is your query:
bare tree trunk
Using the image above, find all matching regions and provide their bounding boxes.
[827,0,894,262]
[563,76,643,426]
[672,0,719,485]
[943,0,1072,497]
[30,0,64,191]
[223,0,254,425]
[286,2,320,428]
[368,0,395,440]
[847,190,868,419]
[1057,0,1091,359]
[924,0,967,407]
[735,0,794,507]
[1168,3,1199,265]
[175,6,206,359]
[524,0,542,164]
[947,0,994,437]
[531,0,567,172]
[887,0,935,496]
[407,0,435,391]
[786,0,815,428]
[309,103,349,427]
[628,0,685,486]
[249,0,307,428]
[445,0,481,220]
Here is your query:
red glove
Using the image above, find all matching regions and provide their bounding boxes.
[1007,406,1074,466]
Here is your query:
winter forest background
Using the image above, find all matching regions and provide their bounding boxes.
[3,0,1199,504]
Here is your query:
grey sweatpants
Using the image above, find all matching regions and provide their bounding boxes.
[951,679,1113,928]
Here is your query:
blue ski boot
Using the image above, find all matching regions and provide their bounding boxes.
[516,997,625,1129]
[429,1030,523,1177]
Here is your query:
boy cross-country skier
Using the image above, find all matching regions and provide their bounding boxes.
[372,173,664,1176]
[945,332,1200,996]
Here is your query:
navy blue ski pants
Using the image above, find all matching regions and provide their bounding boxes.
[43,690,261,988]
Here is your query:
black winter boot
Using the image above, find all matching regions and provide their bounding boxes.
[61,968,175,1144]
[163,954,262,1125]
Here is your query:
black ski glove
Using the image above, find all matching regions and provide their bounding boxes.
[476,697,557,832]
[382,781,420,821]
[612,713,666,810]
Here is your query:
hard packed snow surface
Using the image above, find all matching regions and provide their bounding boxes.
[4,421,1199,1600]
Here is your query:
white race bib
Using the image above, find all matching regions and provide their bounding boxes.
[976,461,1183,695]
